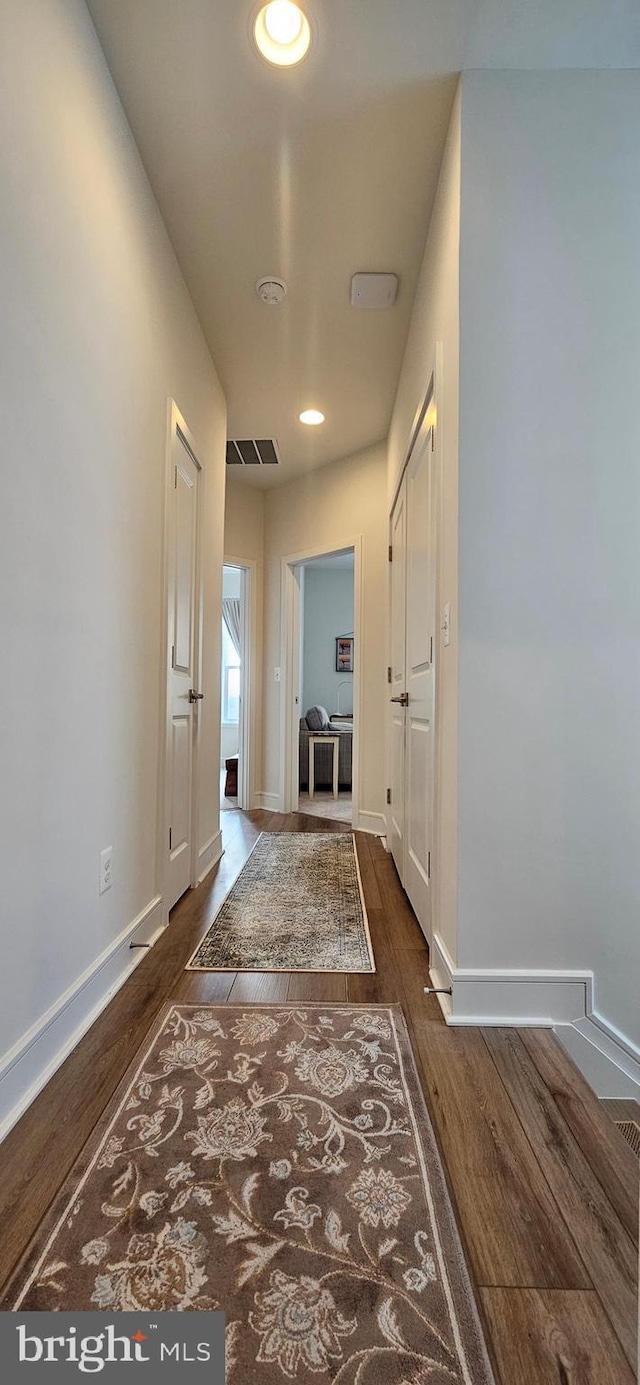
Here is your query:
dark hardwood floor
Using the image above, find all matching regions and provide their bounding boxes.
[0,808,637,1382]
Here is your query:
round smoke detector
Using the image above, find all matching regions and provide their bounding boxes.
[256,276,287,305]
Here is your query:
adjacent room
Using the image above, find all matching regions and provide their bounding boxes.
[220,564,243,811]
[297,550,355,824]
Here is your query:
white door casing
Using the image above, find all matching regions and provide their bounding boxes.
[280,540,362,822]
[164,412,202,911]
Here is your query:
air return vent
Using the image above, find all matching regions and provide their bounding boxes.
[616,1120,640,1157]
[226,439,280,467]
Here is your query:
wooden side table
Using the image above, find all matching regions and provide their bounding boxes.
[308,734,340,799]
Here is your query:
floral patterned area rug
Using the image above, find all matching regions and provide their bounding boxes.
[5,1004,494,1384]
[186,833,375,973]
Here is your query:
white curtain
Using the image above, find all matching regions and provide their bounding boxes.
[222,597,242,657]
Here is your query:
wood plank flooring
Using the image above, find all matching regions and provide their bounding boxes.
[603,1099,640,1129]
[0,808,637,1383]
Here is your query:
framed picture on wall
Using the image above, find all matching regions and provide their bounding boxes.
[335,636,354,673]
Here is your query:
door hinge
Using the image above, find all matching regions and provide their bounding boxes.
[174,466,178,488]
[429,635,433,665]
[388,544,393,562]
[427,850,431,880]
[171,644,175,669]
[431,426,435,452]
[386,788,391,806]
[169,827,172,851]
[387,666,392,684]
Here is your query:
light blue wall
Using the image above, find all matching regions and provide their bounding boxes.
[302,567,354,716]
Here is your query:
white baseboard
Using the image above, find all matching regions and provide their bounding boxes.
[429,931,640,1098]
[0,894,164,1143]
[555,1014,640,1098]
[197,830,223,884]
[255,792,281,811]
[354,810,386,836]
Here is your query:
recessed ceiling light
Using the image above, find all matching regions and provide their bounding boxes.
[265,1,303,43]
[299,409,325,426]
[254,2,311,67]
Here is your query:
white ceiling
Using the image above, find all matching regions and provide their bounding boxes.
[86,1,640,488]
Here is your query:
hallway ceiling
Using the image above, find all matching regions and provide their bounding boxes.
[86,0,640,488]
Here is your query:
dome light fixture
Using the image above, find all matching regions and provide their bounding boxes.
[299,409,325,426]
[254,2,311,67]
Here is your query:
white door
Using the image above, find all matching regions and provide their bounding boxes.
[166,428,201,910]
[404,422,436,941]
[388,417,437,943]
[388,482,407,878]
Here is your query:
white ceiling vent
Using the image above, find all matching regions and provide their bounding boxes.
[351,272,398,309]
[226,438,280,466]
[256,276,287,305]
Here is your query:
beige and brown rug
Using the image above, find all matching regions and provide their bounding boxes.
[5,1004,494,1384]
[187,832,375,973]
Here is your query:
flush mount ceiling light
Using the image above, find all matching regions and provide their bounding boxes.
[299,409,325,426]
[254,2,312,67]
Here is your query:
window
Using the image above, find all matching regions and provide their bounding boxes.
[221,620,240,723]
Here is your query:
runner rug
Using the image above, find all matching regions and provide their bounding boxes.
[186,832,375,973]
[5,1003,494,1385]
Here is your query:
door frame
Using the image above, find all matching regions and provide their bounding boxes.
[280,537,363,822]
[223,555,258,811]
[158,400,204,921]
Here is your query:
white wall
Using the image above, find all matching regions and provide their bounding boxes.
[0,0,226,1130]
[302,566,354,716]
[388,88,461,964]
[457,71,640,1060]
[224,482,265,569]
[220,726,240,765]
[262,444,387,828]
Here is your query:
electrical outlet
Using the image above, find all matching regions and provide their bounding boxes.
[442,603,451,648]
[99,846,113,895]
[274,667,281,682]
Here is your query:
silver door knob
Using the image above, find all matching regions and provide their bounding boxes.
[188,689,205,703]
[390,693,409,706]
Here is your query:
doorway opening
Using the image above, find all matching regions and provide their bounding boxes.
[282,545,360,826]
[220,563,246,812]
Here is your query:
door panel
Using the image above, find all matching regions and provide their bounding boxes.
[407,719,430,887]
[388,483,407,878]
[388,418,437,944]
[404,424,436,940]
[169,715,191,872]
[166,434,200,910]
[174,464,196,673]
